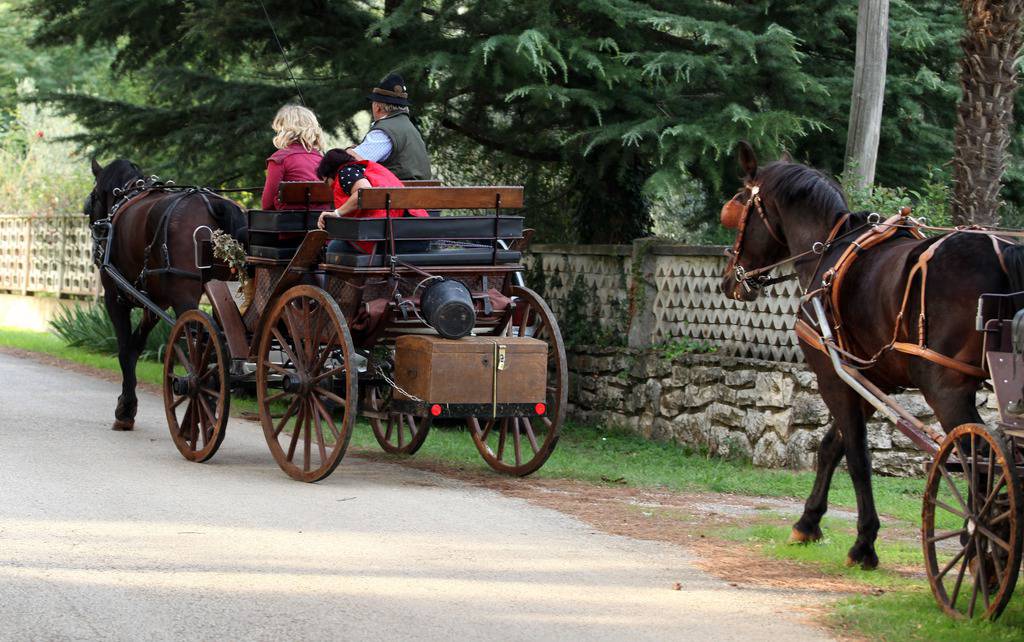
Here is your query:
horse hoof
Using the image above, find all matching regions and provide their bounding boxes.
[846,554,879,571]
[112,419,135,431]
[789,527,821,544]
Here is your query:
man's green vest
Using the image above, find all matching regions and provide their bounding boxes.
[370,113,433,181]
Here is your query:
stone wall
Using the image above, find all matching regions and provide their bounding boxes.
[567,346,995,477]
[528,242,805,362]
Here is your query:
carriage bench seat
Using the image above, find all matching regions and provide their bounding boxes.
[324,215,524,242]
[324,248,521,268]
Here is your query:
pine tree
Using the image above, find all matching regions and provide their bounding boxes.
[23,0,975,240]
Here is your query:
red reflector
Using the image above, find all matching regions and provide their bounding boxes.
[430,404,443,417]
[535,403,547,415]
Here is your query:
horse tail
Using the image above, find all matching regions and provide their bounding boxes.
[206,194,248,246]
[1001,243,1024,293]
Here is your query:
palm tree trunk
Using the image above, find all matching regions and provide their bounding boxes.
[952,1,1024,226]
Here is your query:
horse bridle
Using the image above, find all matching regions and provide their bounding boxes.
[725,184,793,295]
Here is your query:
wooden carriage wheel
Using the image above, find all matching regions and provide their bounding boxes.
[255,285,358,482]
[466,286,567,476]
[365,384,432,455]
[162,310,230,462]
[922,423,1023,620]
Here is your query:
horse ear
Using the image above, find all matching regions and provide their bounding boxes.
[779,149,793,163]
[736,141,758,178]
[91,158,103,178]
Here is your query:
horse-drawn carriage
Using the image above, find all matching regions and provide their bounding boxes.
[155,180,566,482]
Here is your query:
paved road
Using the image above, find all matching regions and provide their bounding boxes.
[0,352,831,641]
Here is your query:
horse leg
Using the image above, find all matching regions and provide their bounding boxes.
[106,289,138,431]
[843,410,881,570]
[791,424,845,543]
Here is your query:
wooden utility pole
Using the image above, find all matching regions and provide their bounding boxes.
[845,0,889,190]
[952,1,1024,226]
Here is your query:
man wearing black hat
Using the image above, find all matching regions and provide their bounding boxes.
[347,73,433,181]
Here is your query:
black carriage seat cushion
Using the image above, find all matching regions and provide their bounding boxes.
[325,248,522,268]
[278,181,333,210]
[324,215,524,242]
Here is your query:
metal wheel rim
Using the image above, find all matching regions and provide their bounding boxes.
[162,309,230,463]
[256,285,357,483]
[466,285,566,476]
[922,423,1023,620]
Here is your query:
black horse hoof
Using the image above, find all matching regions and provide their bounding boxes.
[112,419,135,431]
[845,547,879,570]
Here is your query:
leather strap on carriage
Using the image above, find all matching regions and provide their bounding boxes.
[799,216,1003,379]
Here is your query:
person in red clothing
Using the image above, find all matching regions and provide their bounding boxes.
[261,105,326,210]
[315,148,428,254]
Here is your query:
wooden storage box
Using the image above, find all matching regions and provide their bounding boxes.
[393,334,547,404]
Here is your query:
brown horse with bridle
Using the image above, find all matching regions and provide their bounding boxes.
[720,142,1024,570]
[85,159,245,431]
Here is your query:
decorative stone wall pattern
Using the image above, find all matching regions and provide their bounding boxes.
[528,242,805,362]
[0,215,98,297]
[566,347,995,477]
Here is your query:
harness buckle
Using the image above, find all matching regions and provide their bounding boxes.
[867,212,881,225]
[734,265,747,283]
[812,241,825,255]
[821,269,835,287]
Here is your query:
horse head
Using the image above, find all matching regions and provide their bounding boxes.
[84,158,144,224]
[719,142,847,301]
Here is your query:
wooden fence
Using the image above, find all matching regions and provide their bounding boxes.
[0,214,99,297]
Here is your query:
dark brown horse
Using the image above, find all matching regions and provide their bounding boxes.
[85,159,245,430]
[719,142,1024,569]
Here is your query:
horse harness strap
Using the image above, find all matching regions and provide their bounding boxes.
[800,215,1000,379]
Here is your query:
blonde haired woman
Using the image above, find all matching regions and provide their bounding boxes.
[261,105,326,210]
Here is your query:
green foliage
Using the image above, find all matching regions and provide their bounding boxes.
[842,167,954,227]
[558,273,628,347]
[655,337,716,360]
[0,95,96,215]
[49,304,170,362]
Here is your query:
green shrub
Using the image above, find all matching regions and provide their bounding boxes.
[842,167,953,226]
[50,303,170,362]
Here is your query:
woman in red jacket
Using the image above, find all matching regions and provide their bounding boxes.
[315,148,428,253]
[261,105,325,210]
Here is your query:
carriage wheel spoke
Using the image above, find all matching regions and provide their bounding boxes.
[976,473,1008,519]
[523,418,540,454]
[950,545,971,610]
[266,361,291,376]
[174,345,195,376]
[274,395,301,438]
[939,464,969,513]
[973,536,991,611]
[314,386,346,407]
[385,415,395,442]
[990,509,1012,527]
[973,523,1011,553]
[928,528,968,545]
[937,546,967,581]
[312,366,344,385]
[303,400,312,472]
[934,499,967,520]
[496,420,508,461]
[312,394,341,441]
[171,393,188,410]
[286,403,306,463]
[397,415,406,448]
[512,418,522,466]
[271,327,302,370]
[263,390,288,405]
[518,303,531,337]
[313,401,328,463]
[281,305,306,369]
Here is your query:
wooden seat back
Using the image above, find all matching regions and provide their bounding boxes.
[357,186,524,211]
[278,181,333,210]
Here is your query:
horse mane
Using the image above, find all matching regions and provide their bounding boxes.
[758,161,848,219]
[99,159,144,194]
